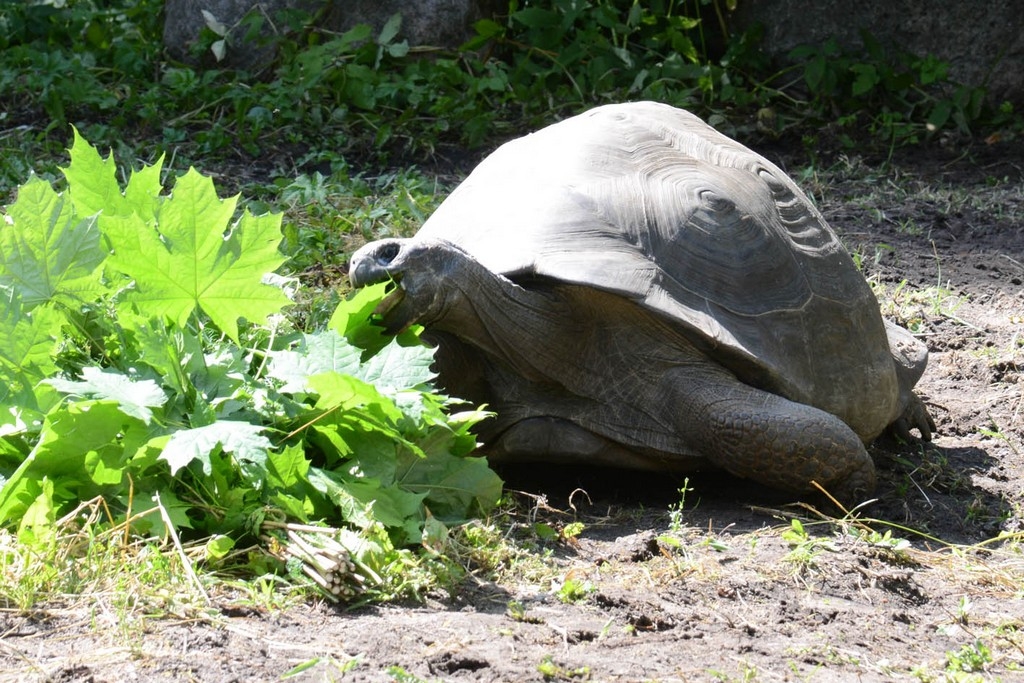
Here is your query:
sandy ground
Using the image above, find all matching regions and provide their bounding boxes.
[1,139,1022,683]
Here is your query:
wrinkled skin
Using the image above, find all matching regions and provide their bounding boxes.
[348,103,935,504]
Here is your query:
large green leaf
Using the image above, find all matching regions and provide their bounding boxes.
[307,467,426,542]
[329,282,423,356]
[0,400,147,524]
[397,450,502,522]
[267,329,434,397]
[103,168,290,342]
[0,302,64,410]
[117,308,204,398]
[45,366,167,424]
[159,420,272,476]
[0,177,105,309]
[60,128,165,223]
[0,301,62,378]
[359,339,436,391]
[62,128,131,218]
[265,442,311,489]
[266,330,363,394]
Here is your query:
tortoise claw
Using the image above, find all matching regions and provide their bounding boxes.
[889,392,935,442]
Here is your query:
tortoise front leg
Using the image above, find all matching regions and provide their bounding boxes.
[884,319,936,441]
[666,364,877,504]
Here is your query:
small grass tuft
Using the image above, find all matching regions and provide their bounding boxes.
[0,498,214,637]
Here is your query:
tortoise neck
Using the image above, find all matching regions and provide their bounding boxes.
[430,265,569,384]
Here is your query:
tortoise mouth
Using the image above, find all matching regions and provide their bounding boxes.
[370,282,406,328]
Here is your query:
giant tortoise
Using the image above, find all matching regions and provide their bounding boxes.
[348,101,934,502]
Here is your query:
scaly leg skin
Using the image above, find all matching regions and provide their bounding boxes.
[666,365,877,505]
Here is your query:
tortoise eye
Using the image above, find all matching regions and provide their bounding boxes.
[376,241,401,265]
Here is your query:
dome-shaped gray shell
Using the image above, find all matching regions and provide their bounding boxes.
[417,102,897,440]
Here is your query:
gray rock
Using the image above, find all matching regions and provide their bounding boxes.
[729,0,1024,106]
[163,0,499,70]
[321,0,500,49]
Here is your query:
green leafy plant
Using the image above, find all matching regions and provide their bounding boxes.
[537,654,591,681]
[667,478,694,533]
[3,0,1019,203]
[0,131,502,601]
[945,640,993,675]
[471,0,763,115]
[789,32,988,145]
[781,518,836,569]
[554,575,594,603]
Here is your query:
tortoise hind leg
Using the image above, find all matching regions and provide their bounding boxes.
[666,365,877,504]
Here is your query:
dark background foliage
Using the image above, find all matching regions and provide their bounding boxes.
[1,0,1018,201]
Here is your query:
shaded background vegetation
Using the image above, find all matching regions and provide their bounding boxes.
[2,0,1020,205]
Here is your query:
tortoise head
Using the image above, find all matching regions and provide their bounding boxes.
[349,238,407,289]
[348,238,472,335]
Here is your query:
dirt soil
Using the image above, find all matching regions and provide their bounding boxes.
[2,139,1022,682]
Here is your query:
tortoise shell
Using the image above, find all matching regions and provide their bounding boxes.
[416,102,898,440]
